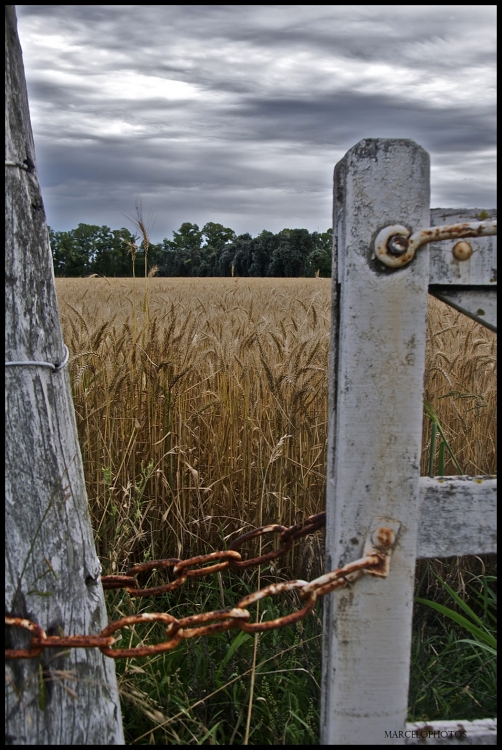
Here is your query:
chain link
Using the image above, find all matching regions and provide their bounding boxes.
[6,512,387,659]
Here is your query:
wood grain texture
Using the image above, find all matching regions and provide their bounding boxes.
[428,208,497,286]
[5,6,124,744]
[321,139,431,744]
[417,477,497,558]
[405,719,497,745]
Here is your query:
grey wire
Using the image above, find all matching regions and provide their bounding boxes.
[5,160,29,170]
[5,344,70,372]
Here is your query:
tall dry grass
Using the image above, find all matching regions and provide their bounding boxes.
[55,278,496,578]
[57,278,330,575]
[422,298,496,476]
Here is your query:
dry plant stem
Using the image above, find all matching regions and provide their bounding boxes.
[217,571,225,609]
[129,634,322,744]
[243,446,269,744]
[243,433,290,743]
[244,625,260,745]
[54,280,496,575]
[229,701,247,744]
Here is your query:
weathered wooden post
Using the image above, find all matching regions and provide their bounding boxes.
[321,139,497,744]
[5,6,124,743]
[321,139,430,744]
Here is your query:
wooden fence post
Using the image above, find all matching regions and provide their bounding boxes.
[5,6,124,743]
[321,139,430,744]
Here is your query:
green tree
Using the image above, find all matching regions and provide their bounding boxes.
[92,226,139,276]
[268,228,314,277]
[166,222,203,276]
[221,233,253,276]
[307,228,332,277]
[200,222,236,276]
[249,230,280,276]
[49,224,101,276]
[48,220,333,278]
[49,224,141,277]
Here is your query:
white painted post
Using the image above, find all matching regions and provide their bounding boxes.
[321,139,431,744]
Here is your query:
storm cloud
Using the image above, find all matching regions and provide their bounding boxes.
[15,5,496,242]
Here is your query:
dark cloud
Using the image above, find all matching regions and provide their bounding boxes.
[15,5,496,243]
[222,92,496,152]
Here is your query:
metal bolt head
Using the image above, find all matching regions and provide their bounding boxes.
[387,235,409,256]
[453,241,473,261]
[371,526,395,550]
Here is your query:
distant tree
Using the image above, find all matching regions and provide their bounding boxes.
[172,222,203,276]
[199,222,236,276]
[216,244,237,276]
[306,228,332,277]
[224,233,253,276]
[156,222,203,276]
[48,219,333,278]
[249,230,280,276]
[155,237,176,276]
[92,226,139,276]
[267,228,314,277]
[49,224,140,277]
[49,224,99,276]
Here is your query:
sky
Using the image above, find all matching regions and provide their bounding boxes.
[15,5,497,244]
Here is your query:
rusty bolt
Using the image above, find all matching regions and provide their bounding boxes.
[387,235,409,256]
[452,241,473,261]
[371,526,395,550]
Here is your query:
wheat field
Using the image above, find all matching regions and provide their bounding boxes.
[55,277,496,576]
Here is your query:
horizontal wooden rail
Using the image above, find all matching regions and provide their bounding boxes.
[416,476,497,558]
[404,719,497,745]
[428,287,496,332]
[428,208,497,287]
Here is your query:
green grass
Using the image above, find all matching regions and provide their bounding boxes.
[101,556,496,744]
[410,566,497,723]
[107,568,323,745]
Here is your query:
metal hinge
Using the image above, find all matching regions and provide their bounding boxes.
[375,220,497,268]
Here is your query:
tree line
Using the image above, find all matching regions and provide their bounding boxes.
[48,222,333,278]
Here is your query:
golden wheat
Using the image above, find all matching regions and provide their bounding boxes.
[422,297,496,476]
[55,279,496,576]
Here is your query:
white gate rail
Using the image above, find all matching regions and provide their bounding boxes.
[321,139,496,745]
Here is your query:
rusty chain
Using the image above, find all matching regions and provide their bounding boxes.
[6,511,391,659]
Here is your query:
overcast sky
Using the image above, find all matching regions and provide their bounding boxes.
[15,5,496,244]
